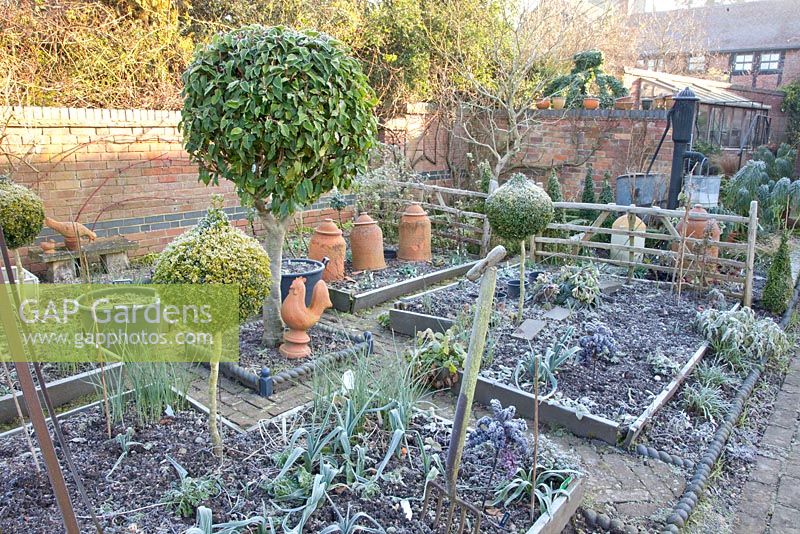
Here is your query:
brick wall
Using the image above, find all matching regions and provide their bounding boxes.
[447,109,674,199]
[0,106,354,274]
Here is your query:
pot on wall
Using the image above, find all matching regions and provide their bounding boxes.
[583,97,600,110]
[641,98,653,110]
[536,98,550,110]
[551,97,566,110]
[308,219,346,282]
[398,203,432,262]
[350,213,386,271]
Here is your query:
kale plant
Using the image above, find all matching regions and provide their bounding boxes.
[577,323,618,378]
[466,399,530,476]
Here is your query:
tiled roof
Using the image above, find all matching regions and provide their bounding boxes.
[632,0,800,53]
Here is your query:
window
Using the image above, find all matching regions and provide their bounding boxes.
[759,52,780,71]
[733,53,753,73]
[688,55,706,72]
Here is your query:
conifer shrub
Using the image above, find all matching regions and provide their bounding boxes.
[763,232,793,314]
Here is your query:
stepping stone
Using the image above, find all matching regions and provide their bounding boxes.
[543,306,570,321]
[599,279,623,295]
[511,319,546,340]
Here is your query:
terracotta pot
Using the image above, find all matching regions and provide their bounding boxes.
[308,219,346,281]
[583,97,600,110]
[674,204,721,262]
[551,97,566,110]
[350,213,386,271]
[614,98,634,110]
[40,240,57,254]
[536,98,550,110]
[398,203,432,262]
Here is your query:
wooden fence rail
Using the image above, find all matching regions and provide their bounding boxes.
[372,180,758,305]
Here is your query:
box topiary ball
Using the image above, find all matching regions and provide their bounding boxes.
[152,207,271,322]
[0,176,45,249]
[485,173,554,241]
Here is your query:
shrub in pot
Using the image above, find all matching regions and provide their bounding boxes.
[181,25,377,346]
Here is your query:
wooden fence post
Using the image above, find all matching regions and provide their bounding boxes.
[743,200,758,307]
[627,205,636,280]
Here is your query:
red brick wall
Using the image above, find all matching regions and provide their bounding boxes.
[444,109,673,199]
[0,106,354,274]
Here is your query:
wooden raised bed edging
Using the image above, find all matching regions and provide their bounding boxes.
[329,260,478,313]
[217,323,374,397]
[0,363,124,425]
[526,476,585,534]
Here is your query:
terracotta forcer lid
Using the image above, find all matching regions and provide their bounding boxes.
[354,213,378,225]
[315,218,342,236]
[403,203,427,217]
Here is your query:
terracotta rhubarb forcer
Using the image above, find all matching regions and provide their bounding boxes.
[308,219,346,281]
[279,276,333,359]
[674,204,722,263]
[398,203,431,261]
[350,213,386,271]
[45,217,97,251]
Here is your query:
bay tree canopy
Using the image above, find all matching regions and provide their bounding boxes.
[180,25,378,218]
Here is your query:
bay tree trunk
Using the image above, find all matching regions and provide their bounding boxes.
[256,205,291,347]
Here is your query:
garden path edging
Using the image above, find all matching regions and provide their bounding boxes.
[214,324,373,397]
[660,273,800,533]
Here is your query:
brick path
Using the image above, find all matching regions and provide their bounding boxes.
[733,354,800,534]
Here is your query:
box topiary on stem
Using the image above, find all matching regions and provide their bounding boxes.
[485,173,554,323]
[153,202,271,456]
[0,175,45,272]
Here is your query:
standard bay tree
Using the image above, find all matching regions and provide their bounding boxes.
[181,25,377,345]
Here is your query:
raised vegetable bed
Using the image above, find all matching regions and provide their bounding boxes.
[398,274,724,445]
[327,256,478,313]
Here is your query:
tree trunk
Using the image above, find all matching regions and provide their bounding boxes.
[256,205,290,347]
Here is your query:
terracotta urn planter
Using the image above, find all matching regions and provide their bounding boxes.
[614,97,634,110]
[350,213,386,271]
[551,96,566,110]
[40,240,57,254]
[536,98,550,110]
[398,203,432,262]
[583,97,600,110]
[308,219,346,281]
[674,204,722,262]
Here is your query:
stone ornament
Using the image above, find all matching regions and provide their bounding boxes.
[279,276,333,359]
[308,219,346,281]
[398,203,431,262]
[350,213,386,271]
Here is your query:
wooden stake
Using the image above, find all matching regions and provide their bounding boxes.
[445,245,505,498]
[743,201,758,307]
[518,240,525,326]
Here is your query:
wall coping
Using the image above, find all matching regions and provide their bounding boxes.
[0,106,181,128]
[527,108,669,120]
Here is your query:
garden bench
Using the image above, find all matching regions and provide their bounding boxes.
[29,237,138,282]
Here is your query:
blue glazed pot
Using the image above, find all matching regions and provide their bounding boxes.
[280,258,328,307]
